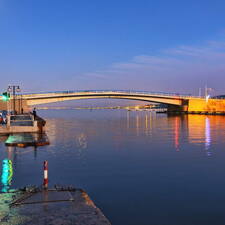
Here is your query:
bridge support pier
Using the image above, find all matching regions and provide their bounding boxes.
[167,99,189,113]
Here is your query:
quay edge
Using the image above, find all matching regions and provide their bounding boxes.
[0,187,111,225]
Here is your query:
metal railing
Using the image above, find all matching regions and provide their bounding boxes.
[20,90,200,98]
[9,115,34,127]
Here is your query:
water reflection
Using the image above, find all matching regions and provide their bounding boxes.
[205,117,212,156]
[187,115,214,155]
[0,133,50,192]
[6,146,16,161]
[0,110,225,224]
[174,117,180,151]
[1,159,13,192]
[127,111,130,129]
[136,114,140,136]
[76,133,88,150]
[5,133,49,148]
[188,116,207,144]
[124,112,223,155]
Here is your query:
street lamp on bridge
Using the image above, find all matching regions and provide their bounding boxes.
[7,85,21,114]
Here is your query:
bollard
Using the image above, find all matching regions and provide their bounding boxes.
[43,161,48,189]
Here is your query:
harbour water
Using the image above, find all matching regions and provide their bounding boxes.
[1,109,225,225]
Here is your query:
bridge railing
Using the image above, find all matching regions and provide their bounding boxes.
[20,90,200,98]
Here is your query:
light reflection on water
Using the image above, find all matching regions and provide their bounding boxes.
[1,159,13,192]
[1,110,225,225]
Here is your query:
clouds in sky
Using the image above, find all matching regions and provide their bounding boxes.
[1,36,225,96]
[1,0,225,96]
[82,38,225,95]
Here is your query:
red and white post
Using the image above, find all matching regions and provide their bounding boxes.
[43,160,48,189]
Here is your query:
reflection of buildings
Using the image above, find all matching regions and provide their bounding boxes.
[167,115,183,151]
[188,116,207,144]
[188,115,212,155]
[187,115,225,155]
[33,112,225,158]
[167,115,219,154]
[205,117,211,153]
[174,117,180,151]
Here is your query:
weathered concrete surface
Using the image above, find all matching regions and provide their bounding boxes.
[0,115,46,134]
[0,189,111,225]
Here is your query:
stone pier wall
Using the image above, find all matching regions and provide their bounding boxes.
[0,99,29,113]
[168,98,225,113]
[187,98,225,113]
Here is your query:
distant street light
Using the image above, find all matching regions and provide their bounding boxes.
[205,85,214,99]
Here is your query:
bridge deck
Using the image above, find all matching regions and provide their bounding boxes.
[1,90,225,113]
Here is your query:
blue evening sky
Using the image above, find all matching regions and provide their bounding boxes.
[0,0,225,95]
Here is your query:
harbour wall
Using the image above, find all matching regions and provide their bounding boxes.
[168,98,225,114]
[0,100,29,113]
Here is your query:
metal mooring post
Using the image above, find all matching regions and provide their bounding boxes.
[43,161,48,189]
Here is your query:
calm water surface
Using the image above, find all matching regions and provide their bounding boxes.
[1,110,225,225]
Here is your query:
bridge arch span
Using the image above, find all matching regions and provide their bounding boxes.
[2,90,225,114]
[23,91,185,106]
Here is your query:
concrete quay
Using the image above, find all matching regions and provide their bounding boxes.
[0,114,46,134]
[0,187,111,225]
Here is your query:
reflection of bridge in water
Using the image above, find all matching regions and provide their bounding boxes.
[44,112,225,155]
[1,112,225,192]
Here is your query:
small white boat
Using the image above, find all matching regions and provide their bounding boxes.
[0,114,46,134]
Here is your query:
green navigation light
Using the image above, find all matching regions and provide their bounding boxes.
[2,92,10,101]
